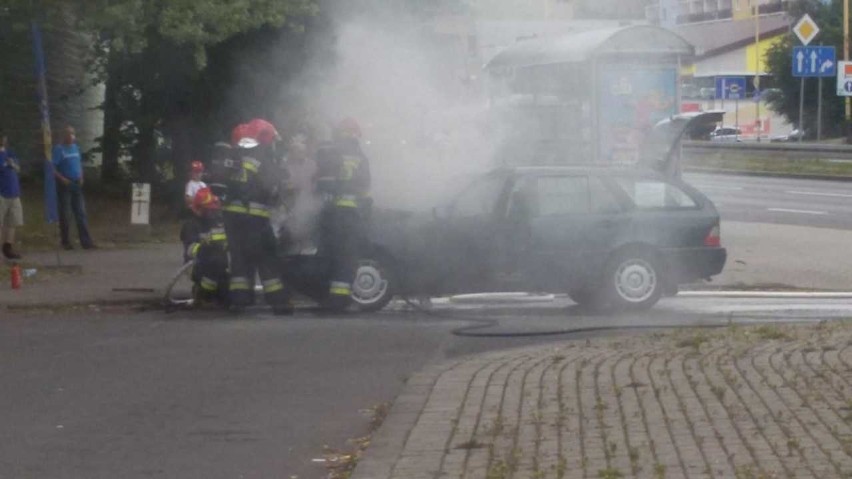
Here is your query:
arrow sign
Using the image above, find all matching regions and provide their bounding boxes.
[793,46,836,77]
[715,76,747,100]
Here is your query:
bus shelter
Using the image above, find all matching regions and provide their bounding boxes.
[485,25,694,166]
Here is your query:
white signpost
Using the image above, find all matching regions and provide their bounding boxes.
[838,61,852,97]
[131,183,151,225]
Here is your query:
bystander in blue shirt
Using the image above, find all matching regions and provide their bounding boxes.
[0,148,20,198]
[52,143,83,181]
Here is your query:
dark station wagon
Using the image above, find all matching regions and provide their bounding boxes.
[348,112,728,312]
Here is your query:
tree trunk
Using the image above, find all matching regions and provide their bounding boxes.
[100,59,122,182]
[132,124,157,184]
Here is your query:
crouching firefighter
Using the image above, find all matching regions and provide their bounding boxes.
[223,119,293,315]
[315,117,372,311]
[185,187,229,305]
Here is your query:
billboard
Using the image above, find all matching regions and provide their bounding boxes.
[597,65,678,164]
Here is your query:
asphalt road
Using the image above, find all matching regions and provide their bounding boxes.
[4,297,852,479]
[684,172,852,229]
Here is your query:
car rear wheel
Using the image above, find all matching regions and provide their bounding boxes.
[603,250,663,311]
[351,255,395,312]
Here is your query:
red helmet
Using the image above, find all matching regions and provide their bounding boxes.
[192,187,221,214]
[246,118,281,146]
[190,160,204,174]
[337,117,362,139]
[231,123,255,148]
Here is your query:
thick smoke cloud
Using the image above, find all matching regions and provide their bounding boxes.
[290,8,498,212]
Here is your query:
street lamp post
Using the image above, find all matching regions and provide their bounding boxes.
[845,0,851,134]
[755,0,761,142]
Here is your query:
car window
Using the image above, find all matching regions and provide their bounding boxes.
[535,176,589,216]
[452,176,505,218]
[614,178,698,209]
[589,177,622,214]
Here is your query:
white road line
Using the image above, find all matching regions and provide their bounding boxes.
[787,190,852,198]
[680,291,852,298]
[767,208,828,215]
[691,184,744,191]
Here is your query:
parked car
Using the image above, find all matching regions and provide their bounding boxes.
[709,126,742,142]
[699,87,716,100]
[360,113,728,312]
[770,128,806,143]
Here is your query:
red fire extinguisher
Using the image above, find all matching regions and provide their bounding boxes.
[10,264,22,290]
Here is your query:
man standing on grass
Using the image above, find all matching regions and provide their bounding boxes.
[52,126,95,250]
[0,133,23,259]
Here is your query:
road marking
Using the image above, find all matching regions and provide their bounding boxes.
[787,190,852,198]
[680,291,852,298]
[691,184,744,191]
[767,208,828,215]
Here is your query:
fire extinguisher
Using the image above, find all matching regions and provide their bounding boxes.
[10,264,22,290]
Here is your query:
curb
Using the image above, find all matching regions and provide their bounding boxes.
[349,362,457,479]
[3,296,163,312]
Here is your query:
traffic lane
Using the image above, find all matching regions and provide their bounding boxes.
[0,312,452,479]
[4,298,851,479]
[684,173,852,229]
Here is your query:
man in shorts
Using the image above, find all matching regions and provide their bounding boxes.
[0,133,23,259]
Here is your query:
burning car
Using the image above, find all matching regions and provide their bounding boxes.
[351,111,727,312]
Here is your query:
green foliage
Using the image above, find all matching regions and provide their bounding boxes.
[764,0,847,137]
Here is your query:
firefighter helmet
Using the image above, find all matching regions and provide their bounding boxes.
[246,118,281,146]
[336,117,362,139]
[192,187,221,214]
[231,123,257,148]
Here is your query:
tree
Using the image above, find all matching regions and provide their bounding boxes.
[7,0,319,183]
[764,0,846,138]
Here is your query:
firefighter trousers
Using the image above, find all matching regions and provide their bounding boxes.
[224,212,289,308]
[319,205,364,300]
[192,244,229,303]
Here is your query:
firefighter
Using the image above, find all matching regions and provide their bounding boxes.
[315,117,371,310]
[223,119,293,315]
[185,187,229,305]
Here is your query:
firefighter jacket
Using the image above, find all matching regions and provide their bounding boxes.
[184,214,228,259]
[314,138,371,209]
[221,147,284,218]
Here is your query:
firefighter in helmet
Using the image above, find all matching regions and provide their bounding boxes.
[222,118,292,314]
[185,187,229,305]
[315,117,372,310]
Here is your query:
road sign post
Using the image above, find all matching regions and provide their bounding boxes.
[799,77,805,143]
[790,18,830,144]
[715,76,746,137]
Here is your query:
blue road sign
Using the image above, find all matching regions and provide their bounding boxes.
[792,46,836,77]
[715,76,747,100]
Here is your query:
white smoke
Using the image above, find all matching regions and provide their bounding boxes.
[292,10,498,212]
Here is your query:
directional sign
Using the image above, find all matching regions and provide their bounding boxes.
[792,46,836,77]
[837,61,852,97]
[793,14,820,46]
[715,76,747,100]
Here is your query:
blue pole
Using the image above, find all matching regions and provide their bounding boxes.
[32,21,58,224]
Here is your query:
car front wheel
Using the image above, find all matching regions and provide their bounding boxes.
[603,250,663,311]
[351,255,395,312]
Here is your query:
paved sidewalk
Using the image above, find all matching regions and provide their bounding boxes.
[0,242,181,310]
[353,322,852,479]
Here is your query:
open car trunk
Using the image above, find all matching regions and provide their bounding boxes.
[637,110,725,179]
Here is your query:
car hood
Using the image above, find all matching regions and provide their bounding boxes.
[637,110,724,178]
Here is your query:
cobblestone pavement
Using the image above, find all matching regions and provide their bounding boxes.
[352,321,852,479]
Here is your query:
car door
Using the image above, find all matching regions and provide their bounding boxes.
[430,173,511,293]
[519,174,630,291]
